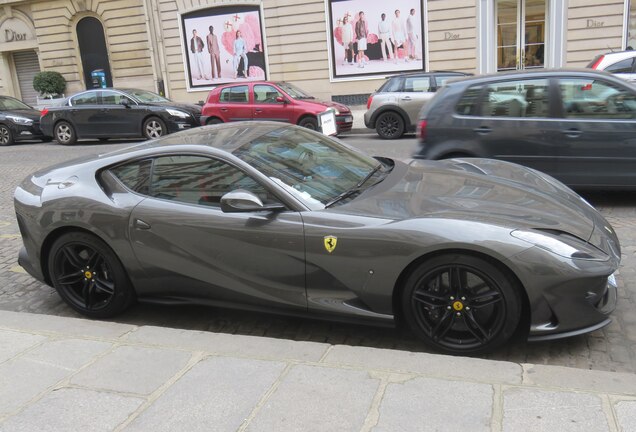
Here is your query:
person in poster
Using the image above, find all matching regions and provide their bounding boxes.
[340,14,354,65]
[391,9,407,64]
[407,8,418,60]
[355,11,368,68]
[190,29,208,80]
[207,25,221,79]
[378,13,392,61]
[233,30,249,79]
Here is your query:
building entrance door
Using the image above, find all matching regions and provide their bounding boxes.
[496,0,546,71]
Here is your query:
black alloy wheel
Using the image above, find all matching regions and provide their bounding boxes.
[376,111,405,139]
[299,116,318,130]
[143,116,166,140]
[402,254,521,355]
[0,124,14,146]
[48,232,135,318]
[54,121,77,145]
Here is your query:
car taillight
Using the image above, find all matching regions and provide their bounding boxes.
[590,55,604,70]
[367,95,373,109]
[40,108,48,117]
[417,119,427,141]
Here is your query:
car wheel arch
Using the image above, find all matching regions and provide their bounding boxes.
[371,106,409,129]
[391,248,530,335]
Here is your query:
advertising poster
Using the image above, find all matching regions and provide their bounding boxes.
[326,0,426,80]
[180,5,267,90]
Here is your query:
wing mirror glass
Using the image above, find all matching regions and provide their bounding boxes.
[220,189,285,213]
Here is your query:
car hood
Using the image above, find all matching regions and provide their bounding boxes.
[146,101,202,115]
[299,100,351,113]
[335,158,613,247]
[1,109,42,121]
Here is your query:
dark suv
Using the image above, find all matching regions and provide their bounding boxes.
[414,69,636,190]
[364,71,468,139]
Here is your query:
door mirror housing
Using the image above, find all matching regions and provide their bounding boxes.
[220,189,285,213]
[119,99,130,107]
[275,96,287,104]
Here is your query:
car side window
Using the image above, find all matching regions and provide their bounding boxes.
[435,75,460,89]
[480,79,550,118]
[101,91,135,105]
[254,85,283,103]
[378,78,402,93]
[403,76,431,92]
[109,159,152,195]
[149,155,277,208]
[455,85,482,115]
[70,92,98,106]
[559,78,636,120]
[219,86,249,103]
[605,58,634,74]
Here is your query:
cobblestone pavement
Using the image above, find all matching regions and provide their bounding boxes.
[1,137,635,374]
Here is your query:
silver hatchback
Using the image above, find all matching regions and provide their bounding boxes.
[364,71,468,139]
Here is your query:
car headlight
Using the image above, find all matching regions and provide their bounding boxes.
[166,109,190,118]
[511,229,609,261]
[6,115,33,126]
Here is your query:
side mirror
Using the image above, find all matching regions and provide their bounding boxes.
[120,99,130,107]
[220,189,285,213]
[275,96,287,104]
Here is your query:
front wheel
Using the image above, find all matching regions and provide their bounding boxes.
[0,124,13,146]
[206,118,223,125]
[376,111,405,139]
[143,116,166,140]
[298,116,318,130]
[54,121,77,145]
[48,232,136,318]
[401,254,521,355]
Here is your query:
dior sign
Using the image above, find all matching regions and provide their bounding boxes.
[4,29,28,42]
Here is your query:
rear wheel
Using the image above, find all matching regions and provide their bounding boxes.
[54,121,77,145]
[376,111,405,139]
[0,124,13,146]
[143,116,166,139]
[401,254,521,355]
[48,232,135,318]
[206,117,223,125]
[298,116,318,130]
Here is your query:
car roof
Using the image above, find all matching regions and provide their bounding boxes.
[386,71,468,79]
[102,121,291,157]
[443,68,623,86]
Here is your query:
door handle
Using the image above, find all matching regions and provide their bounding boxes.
[255,108,263,113]
[220,108,228,112]
[561,128,582,138]
[473,126,492,134]
[401,96,412,101]
[134,219,151,230]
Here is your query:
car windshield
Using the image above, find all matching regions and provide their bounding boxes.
[275,82,315,99]
[122,89,170,103]
[232,127,389,209]
[0,97,31,110]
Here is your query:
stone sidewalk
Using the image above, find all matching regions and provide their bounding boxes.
[1,310,635,432]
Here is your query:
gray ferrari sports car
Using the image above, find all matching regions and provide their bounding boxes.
[14,122,620,355]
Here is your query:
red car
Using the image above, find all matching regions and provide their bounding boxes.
[200,81,353,133]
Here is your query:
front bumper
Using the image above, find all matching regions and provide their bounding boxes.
[18,246,46,283]
[336,114,353,133]
[166,117,199,134]
[10,122,47,141]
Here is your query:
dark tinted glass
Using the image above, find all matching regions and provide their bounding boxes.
[150,155,275,207]
[455,85,482,115]
[110,159,151,194]
[71,92,98,105]
[378,77,402,93]
[481,79,550,118]
[560,78,636,119]
[605,58,634,74]
[101,91,134,105]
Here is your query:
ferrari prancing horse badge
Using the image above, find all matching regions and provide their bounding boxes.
[324,235,337,253]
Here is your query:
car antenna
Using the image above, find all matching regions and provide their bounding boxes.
[607,45,615,53]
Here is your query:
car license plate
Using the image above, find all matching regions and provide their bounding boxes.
[344,116,353,123]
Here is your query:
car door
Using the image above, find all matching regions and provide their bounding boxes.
[67,91,101,137]
[217,85,252,122]
[252,84,295,123]
[399,75,434,126]
[99,90,142,136]
[554,76,636,188]
[467,77,559,176]
[127,154,307,309]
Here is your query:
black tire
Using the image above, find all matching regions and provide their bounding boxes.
[206,118,223,125]
[0,124,14,146]
[401,253,521,355]
[54,121,77,145]
[376,111,405,139]
[143,116,167,140]
[48,232,136,318]
[298,116,318,130]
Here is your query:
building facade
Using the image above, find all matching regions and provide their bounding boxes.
[0,0,632,106]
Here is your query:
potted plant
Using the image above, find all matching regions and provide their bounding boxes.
[33,71,66,108]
